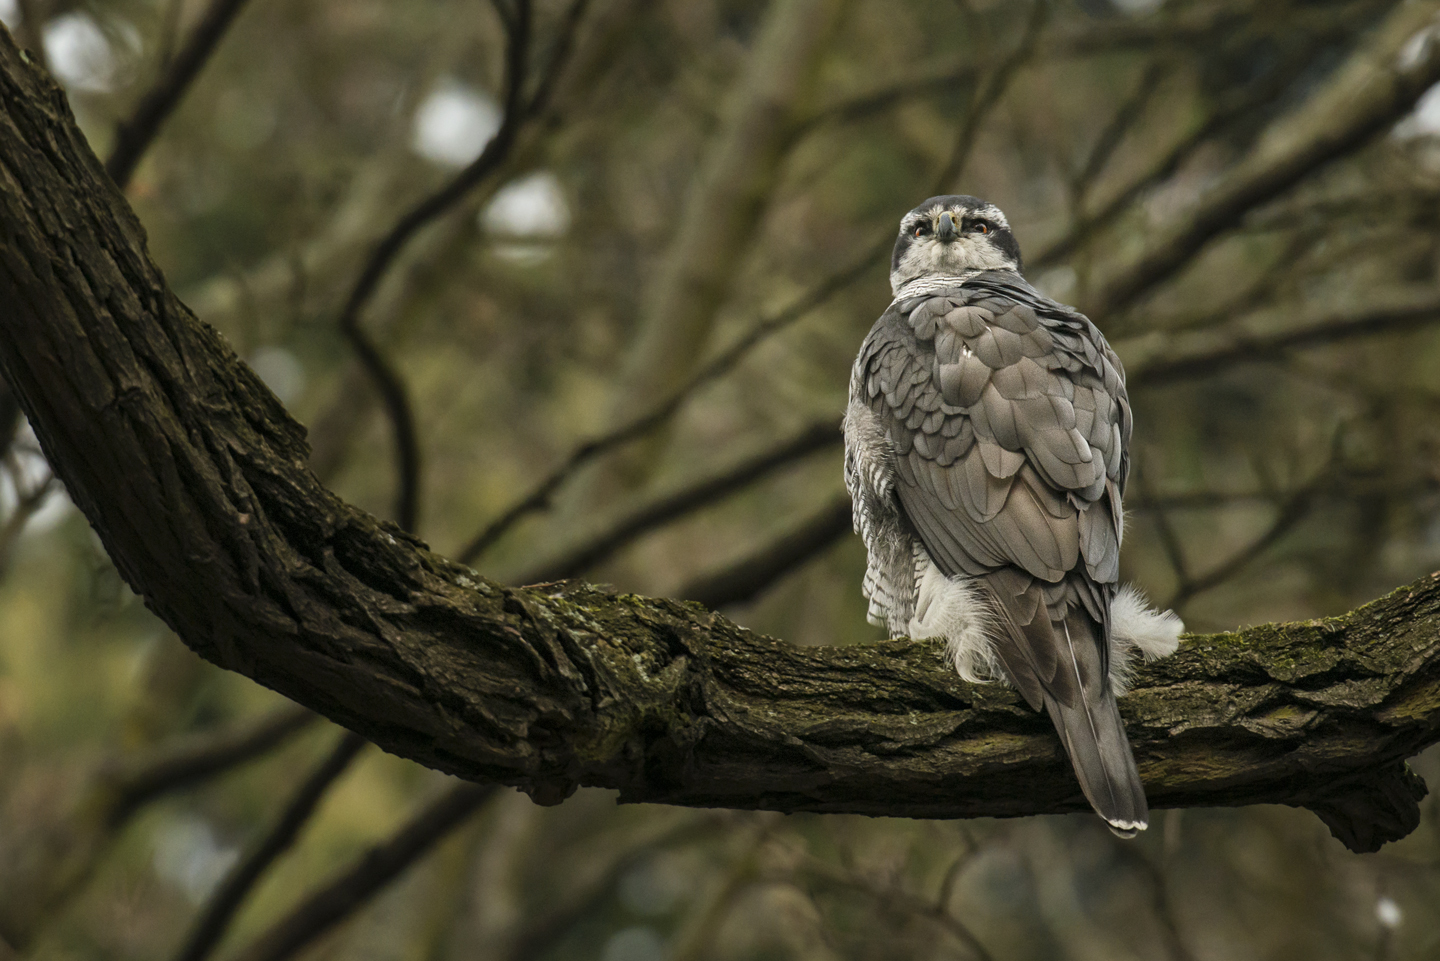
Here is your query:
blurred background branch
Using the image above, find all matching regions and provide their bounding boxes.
[105,0,254,189]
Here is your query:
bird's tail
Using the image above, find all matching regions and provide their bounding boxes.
[983,573,1148,835]
[1041,618,1148,837]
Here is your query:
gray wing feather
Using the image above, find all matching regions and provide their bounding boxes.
[854,276,1128,593]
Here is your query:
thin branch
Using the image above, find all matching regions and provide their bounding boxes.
[225,783,495,961]
[931,0,1049,192]
[1029,0,1395,274]
[454,245,883,565]
[1102,832,1200,961]
[104,705,317,824]
[678,493,852,608]
[667,818,777,961]
[1166,484,1318,610]
[1124,297,1440,388]
[523,0,592,118]
[105,0,255,189]
[1087,1,1440,317]
[1070,58,1171,210]
[1139,471,1192,589]
[173,731,368,961]
[0,704,318,950]
[791,850,995,961]
[498,816,718,961]
[0,463,53,575]
[791,67,980,142]
[1031,42,1324,271]
[11,0,49,76]
[511,419,840,583]
[337,0,533,532]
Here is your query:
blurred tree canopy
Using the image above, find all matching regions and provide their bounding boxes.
[4,0,1440,960]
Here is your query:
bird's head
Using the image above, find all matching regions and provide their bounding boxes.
[889,195,1022,296]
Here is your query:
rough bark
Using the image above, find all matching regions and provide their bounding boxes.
[0,25,1437,856]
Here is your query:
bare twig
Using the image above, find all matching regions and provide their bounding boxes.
[1166,484,1319,610]
[1088,1,1440,317]
[792,849,995,961]
[1029,1,1389,274]
[1136,467,1192,588]
[454,246,882,565]
[932,0,1049,192]
[511,419,840,583]
[337,0,534,532]
[679,493,852,608]
[667,818,777,961]
[499,816,718,961]
[105,704,317,824]
[0,704,318,949]
[106,0,256,189]
[1124,297,1440,387]
[792,67,980,141]
[10,0,49,75]
[1102,833,1200,961]
[225,783,495,961]
[1070,58,1171,210]
[1033,53,1314,270]
[173,731,368,961]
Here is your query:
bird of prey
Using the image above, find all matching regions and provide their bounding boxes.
[844,195,1183,835]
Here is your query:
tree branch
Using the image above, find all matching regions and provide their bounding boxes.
[512,419,840,584]
[0,705,316,949]
[1,23,1438,859]
[226,783,494,961]
[1087,1,1440,317]
[1030,5,1380,272]
[335,0,533,531]
[678,493,852,608]
[104,705,317,824]
[173,731,367,961]
[454,243,881,565]
[106,0,255,190]
[1120,292,1440,387]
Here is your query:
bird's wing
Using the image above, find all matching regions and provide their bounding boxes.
[852,276,1131,707]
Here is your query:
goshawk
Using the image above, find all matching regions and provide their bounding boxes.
[844,195,1183,835]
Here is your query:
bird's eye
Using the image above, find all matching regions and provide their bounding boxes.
[912,223,930,237]
[972,221,990,234]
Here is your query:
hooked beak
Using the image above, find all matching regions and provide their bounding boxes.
[937,211,959,242]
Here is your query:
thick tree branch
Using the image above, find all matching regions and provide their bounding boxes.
[1,23,1438,860]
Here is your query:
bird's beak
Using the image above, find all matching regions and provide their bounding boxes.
[937,211,958,242]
